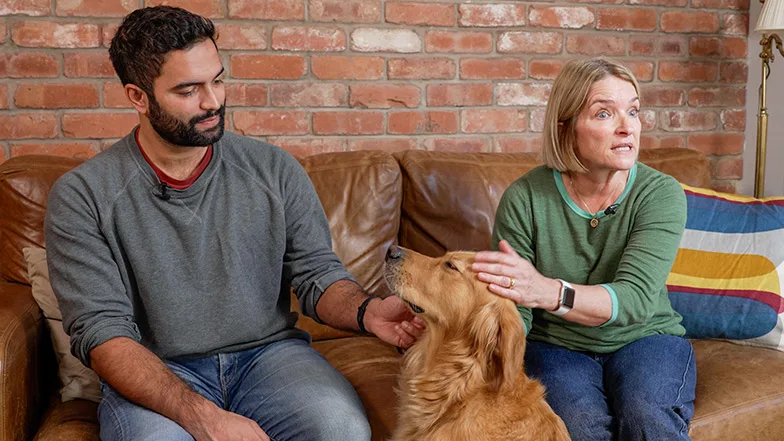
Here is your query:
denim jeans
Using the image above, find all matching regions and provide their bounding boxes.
[525,334,696,441]
[97,339,371,441]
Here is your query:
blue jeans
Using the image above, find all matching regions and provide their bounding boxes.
[97,339,370,441]
[525,334,696,441]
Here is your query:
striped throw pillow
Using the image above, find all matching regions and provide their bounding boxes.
[667,184,784,350]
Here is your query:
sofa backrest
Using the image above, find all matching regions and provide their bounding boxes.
[395,148,711,256]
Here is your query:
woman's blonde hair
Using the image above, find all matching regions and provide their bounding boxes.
[541,59,640,173]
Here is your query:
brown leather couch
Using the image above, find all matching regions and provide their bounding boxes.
[2,148,783,441]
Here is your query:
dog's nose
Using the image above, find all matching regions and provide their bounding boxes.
[386,245,403,261]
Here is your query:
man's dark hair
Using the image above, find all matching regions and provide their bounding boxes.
[109,6,217,95]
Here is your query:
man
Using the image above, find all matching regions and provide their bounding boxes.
[44,6,422,441]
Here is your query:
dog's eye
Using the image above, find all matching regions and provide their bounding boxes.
[445,261,459,272]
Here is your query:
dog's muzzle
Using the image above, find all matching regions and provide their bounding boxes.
[384,245,425,314]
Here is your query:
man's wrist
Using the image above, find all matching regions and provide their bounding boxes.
[356,296,378,334]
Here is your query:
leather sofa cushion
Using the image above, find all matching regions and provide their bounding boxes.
[396,148,711,256]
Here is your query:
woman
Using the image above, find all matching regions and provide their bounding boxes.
[472,59,696,440]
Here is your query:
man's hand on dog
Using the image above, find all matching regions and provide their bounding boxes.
[364,296,426,349]
[472,240,561,311]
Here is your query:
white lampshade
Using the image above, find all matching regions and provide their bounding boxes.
[756,0,784,32]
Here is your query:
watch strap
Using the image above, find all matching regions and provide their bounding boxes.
[551,279,575,317]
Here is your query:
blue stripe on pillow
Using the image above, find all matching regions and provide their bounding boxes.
[685,194,784,233]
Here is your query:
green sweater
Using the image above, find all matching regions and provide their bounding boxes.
[493,163,686,353]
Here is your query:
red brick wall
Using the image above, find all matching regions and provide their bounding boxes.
[0,0,749,190]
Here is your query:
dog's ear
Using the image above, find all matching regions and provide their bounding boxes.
[470,299,526,392]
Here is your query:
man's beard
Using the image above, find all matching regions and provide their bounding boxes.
[147,96,226,147]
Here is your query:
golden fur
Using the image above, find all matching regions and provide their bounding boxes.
[384,247,571,441]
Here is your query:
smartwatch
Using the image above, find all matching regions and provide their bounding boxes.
[550,279,575,316]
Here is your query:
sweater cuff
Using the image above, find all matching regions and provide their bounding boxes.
[598,284,619,328]
[74,317,141,368]
[300,270,358,324]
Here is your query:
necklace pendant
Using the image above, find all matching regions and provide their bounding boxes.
[590,217,599,228]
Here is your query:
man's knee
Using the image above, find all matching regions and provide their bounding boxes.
[98,387,194,441]
[296,395,371,441]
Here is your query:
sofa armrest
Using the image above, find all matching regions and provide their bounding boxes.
[0,282,47,441]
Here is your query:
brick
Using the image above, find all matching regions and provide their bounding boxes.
[661,11,719,33]
[0,84,7,109]
[388,111,457,134]
[349,84,420,108]
[270,83,347,107]
[640,135,684,149]
[145,0,223,18]
[568,0,624,4]
[713,157,743,179]
[529,108,546,132]
[103,82,132,108]
[460,58,525,80]
[462,109,526,133]
[692,0,748,9]
[0,21,6,43]
[629,0,686,4]
[15,83,99,108]
[721,109,745,131]
[313,111,384,135]
[268,137,346,157]
[309,0,381,23]
[624,61,655,82]
[0,0,49,16]
[426,83,492,107]
[385,2,455,27]
[312,56,384,80]
[0,52,59,78]
[350,28,420,53]
[495,135,541,153]
[528,6,594,29]
[529,59,565,79]
[57,0,136,17]
[271,26,345,52]
[62,112,139,138]
[388,57,455,80]
[566,35,625,55]
[640,110,656,131]
[688,87,745,107]
[630,35,687,57]
[498,31,563,54]
[687,133,743,155]
[659,61,718,82]
[12,21,101,48]
[9,141,99,159]
[0,113,57,139]
[348,138,416,153]
[102,23,118,47]
[233,111,309,136]
[722,12,748,36]
[64,52,116,77]
[661,110,717,132]
[228,0,304,20]
[495,83,551,107]
[689,37,746,59]
[216,24,267,50]
[225,83,268,107]
[459,4,526,27]
[230,54,306,80]
[711,182,737,194]
[423,137,490,152]
[720,61,747,84]
[425,31,492,54]
[597,8,657,31]
[641,86,686,107]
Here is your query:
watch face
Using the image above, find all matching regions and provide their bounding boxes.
[562,286,576,308]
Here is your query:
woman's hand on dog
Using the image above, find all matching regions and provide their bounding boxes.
[364,296,426,349]
[472,240,561,311]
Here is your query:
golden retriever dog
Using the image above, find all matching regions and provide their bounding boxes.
[384,245,570,441]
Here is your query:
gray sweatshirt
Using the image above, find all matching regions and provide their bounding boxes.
[45,130,354,367]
